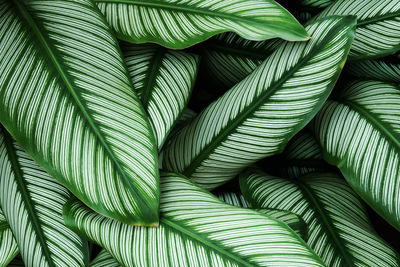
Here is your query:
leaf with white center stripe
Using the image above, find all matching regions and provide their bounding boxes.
[0,0,159,225]
[240,170,400,266]
[265,130,330,179]
[216,191,308,239]
[315,0,400,60]
[346,52,400,83]
[201,33,280,89]
[0,208,18,267]
[64,172,325,267]
[90,249,120,267]
[122,43,199,150]
[0,126,88,266]
[163,16,356,190]
[311,80,400,231]
[94,0,309,49]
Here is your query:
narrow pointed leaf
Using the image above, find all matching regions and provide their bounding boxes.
[0,0,159,225]
[202,33,280,89]
[0,209,18,267]
[90,249,120,267]
[163,16,356,190]
[94,0,309,49]
[240,170,400,266]
[64,173,325,267]
[315,0,400,60]
[346,52,400,83]
[216,191,308,239]
[0,127,88,266]
[122,43,199,149]
[311,80,400,231]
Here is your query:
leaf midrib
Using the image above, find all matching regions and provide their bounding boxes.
[297,179,355,266]
[183,19,347,177]
[1,127,56,267]
[161,216,254,267]
[13,1,150,212]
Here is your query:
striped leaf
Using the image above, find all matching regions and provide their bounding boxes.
[122,43,199,149]
[0,208,18,267]
[163,16,356,190]
[0,127,88,266]
[64,172,325,267]
[240,170,400,266]
[311,80,400,231]
[202,33,280,89]
[266,130,330,179]
[94,0,309,49]
[346,52,400,83]
[315,0,400,60]
[216,191,308,239]
[90,249,120,267]
[0,0,160,225]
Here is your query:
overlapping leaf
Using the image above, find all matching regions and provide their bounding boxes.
[163,16,356,190]
[64,173,325,267]
[311,80,400,231]
[346,52,400,83]
[0,0,159,225]
[94,0,309,49]
[90,249,120,267]
[0,208,18,267]
[240,170,400,266]
[0,126,88,266]
[122,43,199,149]
[315,0,400,60]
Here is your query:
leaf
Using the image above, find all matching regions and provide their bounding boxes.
[0,0,159,225]
[122,43,199,149]
[240,170,400,266]
[64,172,325,267]
[90,249,120,267]
[0,209,18,267]
[94,0,309,49]
[202,33,280,89]
[311,80,400,231]
[346,52,400,83]
[315,0,400,60]
[216,191,309,240]
[163,16,356,190]
[0,126,88,266]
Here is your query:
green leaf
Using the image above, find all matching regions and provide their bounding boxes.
[122,43,199,150]
[0,0,160,225]
[94,0,309,49]
[315,0,400,60]
[64,172,325,267]
[90,249,120,267]
[163,16,356,190]
[240,170,400,266]
[0,208,18,267]
[346,52,400,83]
[311,80,400,231]
[216,191,309,240]
[202,33,280,89]
[0,126,88,266]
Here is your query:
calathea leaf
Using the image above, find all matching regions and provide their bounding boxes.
[163,16,356,190]
[122,43,199,150]
[0,208,18,266]
[90,249,120,267]
[311,80,400,231]
[240,170,400,266]
[216,191,308,240]
[63,172,325,267]
[346,52,400,83]
[0,0,159,225]
[201,33,280,89]
[315,0,400,60]
[0,126,88,266]
[94,0,309,49]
